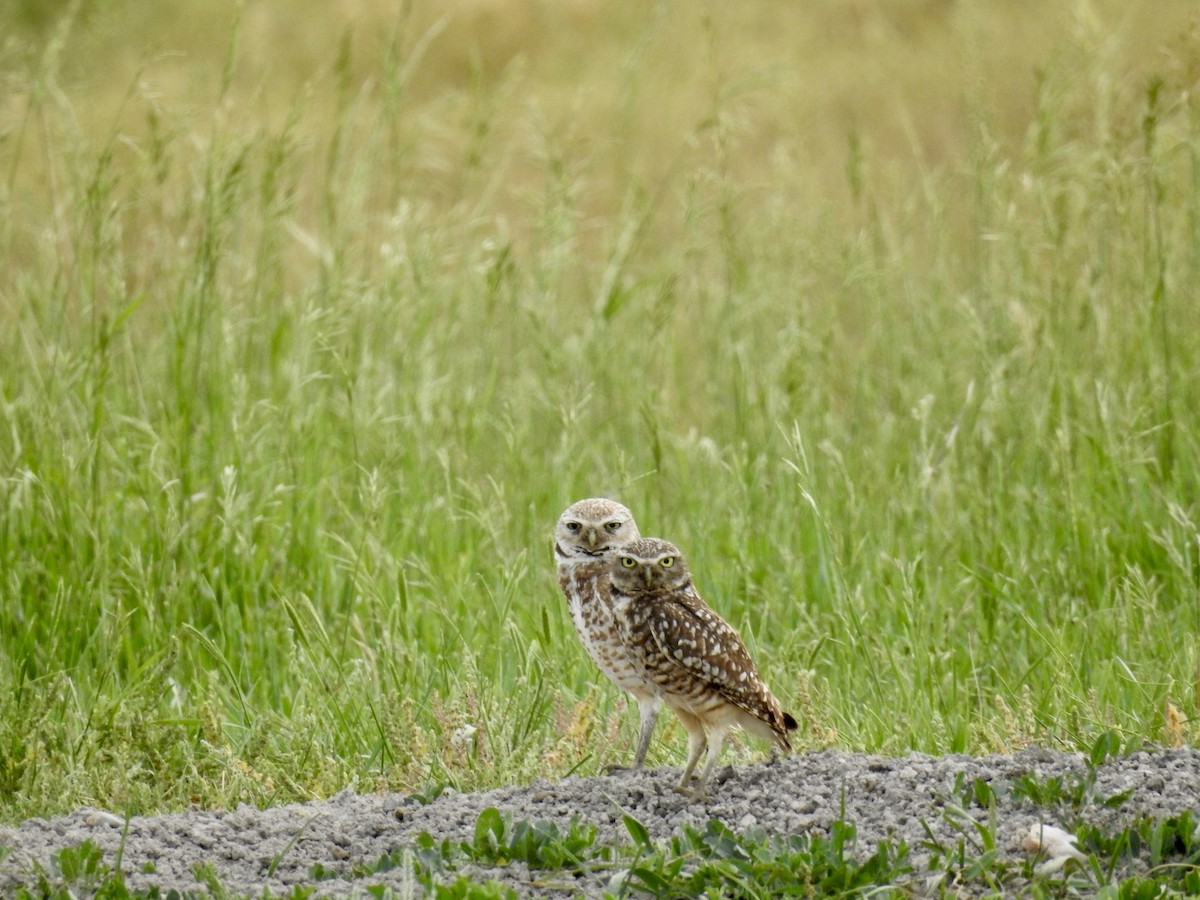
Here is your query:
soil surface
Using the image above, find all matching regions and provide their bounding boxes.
[2,747,1197,896]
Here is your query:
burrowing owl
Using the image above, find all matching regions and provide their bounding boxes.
[554,498,661,770]
[609,537,797,799]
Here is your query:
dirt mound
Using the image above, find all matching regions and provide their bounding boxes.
[2,747,1197,896]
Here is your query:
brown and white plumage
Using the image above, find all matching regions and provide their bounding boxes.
[553,498,661,770]
[609,537,797,799]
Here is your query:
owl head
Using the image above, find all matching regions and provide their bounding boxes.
[610,537,691,592]
[554,497,641,560]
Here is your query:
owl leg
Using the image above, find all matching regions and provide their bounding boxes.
[670,710,707,795]
[630,695,661,769]
[687,723,731,800]
[603,694,661,773]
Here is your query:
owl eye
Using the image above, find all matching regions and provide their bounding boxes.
[566,522,582,532]
[620,557,637,568]
[659,557,675,568]
[604,521,622,533]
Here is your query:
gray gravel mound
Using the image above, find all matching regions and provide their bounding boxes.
[2,747,1198,896]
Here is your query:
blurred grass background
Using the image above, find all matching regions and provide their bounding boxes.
[1,0,1199,822]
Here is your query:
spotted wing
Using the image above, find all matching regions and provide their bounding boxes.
[642,584,780,721]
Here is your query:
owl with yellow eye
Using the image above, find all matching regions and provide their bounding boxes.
[608,537,797,799]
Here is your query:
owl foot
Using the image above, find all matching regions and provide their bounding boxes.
[671,783,710,802]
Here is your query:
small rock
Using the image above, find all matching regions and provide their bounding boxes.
[85,811,124,828]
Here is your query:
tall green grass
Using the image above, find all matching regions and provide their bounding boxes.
[1,3,1199,822]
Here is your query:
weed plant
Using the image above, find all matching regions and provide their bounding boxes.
[1,2,1199,822]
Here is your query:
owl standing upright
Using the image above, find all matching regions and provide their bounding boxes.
[608,537,797,799]
[553,498,662,770]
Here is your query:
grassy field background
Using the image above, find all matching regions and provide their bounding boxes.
[1,0,1199,824]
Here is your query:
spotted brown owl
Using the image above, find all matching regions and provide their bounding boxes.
[553,498,661,770]
[609,537,797,799]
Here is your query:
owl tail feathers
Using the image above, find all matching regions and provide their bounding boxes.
[773,710,798,753]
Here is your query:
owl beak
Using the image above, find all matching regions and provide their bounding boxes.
[586,529,599,549]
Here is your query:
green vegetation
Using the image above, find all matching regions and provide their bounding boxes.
[2,0,1200,826]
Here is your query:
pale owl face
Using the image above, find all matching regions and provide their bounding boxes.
[610,537,691,592]
[554,498,641,560]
